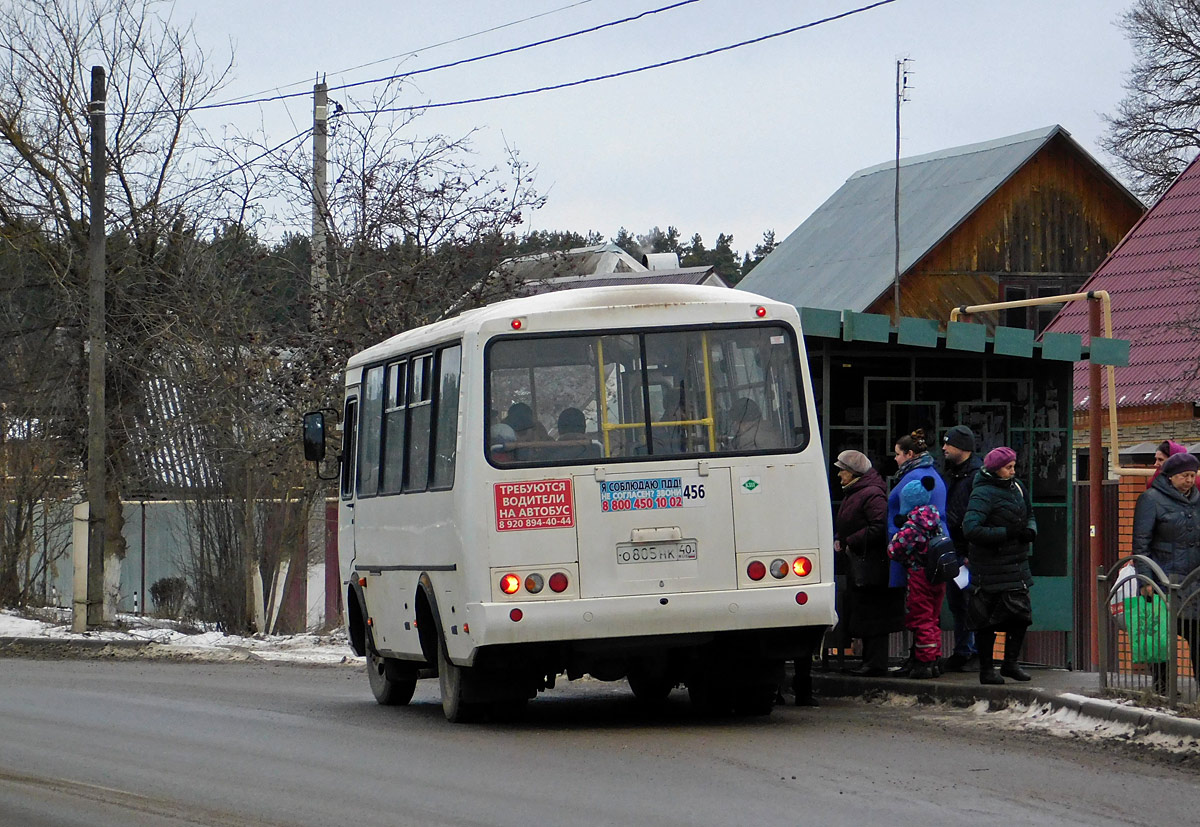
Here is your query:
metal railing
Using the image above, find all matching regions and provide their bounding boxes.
[1097,557,1200,707]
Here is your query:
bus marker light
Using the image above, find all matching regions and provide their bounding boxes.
[795,591,809,605]
[511,318,522,330]
[792,556,812,577]
[769,559,789,579]
[500,574,521,595]
[747,560,766,581]
[358,577,367,587]
[525,573,544,594]
[755,306,767,317]
[548,572,569,593]
[366,617,374,626]
[463,623,469,634]
[509,608,523,622]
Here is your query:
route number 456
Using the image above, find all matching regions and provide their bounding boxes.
[682,483,705,500]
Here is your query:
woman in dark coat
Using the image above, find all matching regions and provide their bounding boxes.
[1132,451,1200,693]
[961,446,1036,685]
[834,450,905,677]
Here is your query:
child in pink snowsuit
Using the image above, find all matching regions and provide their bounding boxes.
[887,477,947,679]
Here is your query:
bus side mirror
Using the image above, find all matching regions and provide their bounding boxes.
[303,411,326,462]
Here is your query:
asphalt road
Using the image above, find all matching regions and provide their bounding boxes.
[0,657,1196,826]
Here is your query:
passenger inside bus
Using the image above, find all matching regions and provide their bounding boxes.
[548,407,602,460]
[504,402,551,460]
[726,397,783,450]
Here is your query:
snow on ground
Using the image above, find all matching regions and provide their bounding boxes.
[0,608,362,666]
[876,691,1200,756]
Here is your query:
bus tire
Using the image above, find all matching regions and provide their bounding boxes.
[437,627,481,723]
[627,667,676,705]
[687,677,733,716]
[731,684,777,716]
[366,633,417,706]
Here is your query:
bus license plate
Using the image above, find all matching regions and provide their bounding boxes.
[616,540,698,564]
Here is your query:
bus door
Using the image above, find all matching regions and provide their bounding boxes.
[339,391,360,578]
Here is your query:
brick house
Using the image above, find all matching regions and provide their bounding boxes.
[1045,151,1200,558]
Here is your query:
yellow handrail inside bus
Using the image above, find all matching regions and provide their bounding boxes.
[701,332,716,451]
[596,337,612,457]
[593,333,720,455]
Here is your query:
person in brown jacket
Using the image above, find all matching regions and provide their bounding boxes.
[834,450,905,677]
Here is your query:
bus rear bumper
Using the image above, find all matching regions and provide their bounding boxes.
[462,582,837,653]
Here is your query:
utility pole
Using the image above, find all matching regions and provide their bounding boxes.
[312,77,329,315]
[86,65,107,629]
[893,58,912,323]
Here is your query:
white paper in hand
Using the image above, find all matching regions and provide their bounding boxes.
[952,566,970,590]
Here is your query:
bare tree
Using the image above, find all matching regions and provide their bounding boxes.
[0,0,237,616]
[1103,0,1200,199]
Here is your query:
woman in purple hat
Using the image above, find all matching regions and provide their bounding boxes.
[1132,450,1200,694]
[961,446,1037,685]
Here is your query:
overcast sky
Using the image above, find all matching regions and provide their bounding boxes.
[171,0,1136,256]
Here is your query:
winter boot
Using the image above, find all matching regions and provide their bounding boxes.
[977,630,1004,685]
[1000,627,1031,682]
[1000,661,1031,681]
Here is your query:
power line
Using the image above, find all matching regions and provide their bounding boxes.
[121,0,699,117]
[213,0,601,105]
[336,0,898,117]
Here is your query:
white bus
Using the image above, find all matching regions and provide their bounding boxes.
[303,284,835,721]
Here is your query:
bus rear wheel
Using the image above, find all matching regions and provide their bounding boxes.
[437,634,482,723]
[627,666,676,705]
[366,645,418,706]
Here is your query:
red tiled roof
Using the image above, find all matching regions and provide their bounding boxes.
[1044,154,1200,408]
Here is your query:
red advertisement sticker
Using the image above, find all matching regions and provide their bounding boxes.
[494,479,574,531]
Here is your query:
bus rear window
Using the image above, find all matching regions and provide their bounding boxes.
[486,324,807,466]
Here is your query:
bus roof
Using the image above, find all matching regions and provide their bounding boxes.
[346,283,791,369]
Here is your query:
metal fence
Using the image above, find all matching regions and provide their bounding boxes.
[1097,556,1200,708]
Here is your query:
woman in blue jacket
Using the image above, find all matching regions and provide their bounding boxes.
[887,429,949,539]
[886,429,948,676]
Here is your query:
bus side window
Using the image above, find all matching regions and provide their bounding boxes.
[341,397,358,499]
[431,345,462,489]
[358,366,384,497]
[380,360,407,495]
[404,353,433,493]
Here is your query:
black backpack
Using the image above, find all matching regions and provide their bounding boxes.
[925,533,960,585]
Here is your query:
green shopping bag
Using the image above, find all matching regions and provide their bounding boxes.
[1123,594,1171,664]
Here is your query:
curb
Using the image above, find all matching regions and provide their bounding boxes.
[0,635,153,655]
[814,672,1200,741]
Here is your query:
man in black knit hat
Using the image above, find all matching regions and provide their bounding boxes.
[941,424,982,671]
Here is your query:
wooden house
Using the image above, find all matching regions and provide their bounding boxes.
[739,125,1144,331]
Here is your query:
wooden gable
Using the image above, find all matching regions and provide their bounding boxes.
[865,133,1144,329]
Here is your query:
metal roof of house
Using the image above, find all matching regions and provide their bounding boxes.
[1043,152,1200,408]
[517,266,726,295]
[498,242,645,282]
[738,125,1107,311]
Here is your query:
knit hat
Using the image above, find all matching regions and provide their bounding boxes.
[943,425,975,452]
[834,450,871,476]
[984,446,1017,472]
[1160,452,1200,478]
[899,476,935,514]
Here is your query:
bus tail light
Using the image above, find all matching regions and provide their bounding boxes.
[509,608,523,622]
[792,556,813,577]
[525,573,544,594]
[747,560,766,581]
[769,559,789,579]
[548,572,569,593]
[500,573,521,595]
[795,591,809,605]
